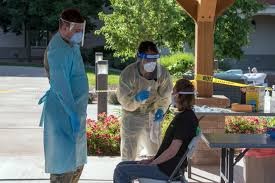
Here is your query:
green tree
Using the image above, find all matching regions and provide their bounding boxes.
[0,0,105,33]
[97,0,265,60]
[214,0,265,60]
[0,0,106,61]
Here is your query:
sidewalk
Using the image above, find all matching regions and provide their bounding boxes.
[0,155,245,183]
[0,156,119,183]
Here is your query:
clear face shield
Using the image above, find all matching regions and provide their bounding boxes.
[60,18,86,46]
[171,91,197,108]
[137,53,161,80]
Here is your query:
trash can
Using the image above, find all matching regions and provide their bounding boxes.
[244,149,275,183]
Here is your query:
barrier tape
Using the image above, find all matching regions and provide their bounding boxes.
[194,74,272,91]
[0,90,15,93]
[91,74,272,93]
[90,89,117,93]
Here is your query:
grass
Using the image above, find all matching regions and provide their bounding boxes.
[86,68,120,87]
[86,67,181,87]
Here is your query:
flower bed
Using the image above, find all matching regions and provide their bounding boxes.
[86,113,120,156]
[86,111,174,156]
[225,116,268,134]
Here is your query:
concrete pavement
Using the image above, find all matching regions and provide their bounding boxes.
[0,156,120,182]
[0,155,245,183]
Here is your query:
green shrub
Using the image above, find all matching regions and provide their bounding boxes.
[81,46,115,66]
[161,53,194,78]
[81,48,94,65]
[266,117,275,128]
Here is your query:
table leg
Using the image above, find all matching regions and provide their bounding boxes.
[228,148,234,183]
[220,148,226,183]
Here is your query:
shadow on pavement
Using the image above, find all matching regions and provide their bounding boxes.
[0,66,47,77]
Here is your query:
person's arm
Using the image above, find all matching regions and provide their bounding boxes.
[154,68,173,112]
[116,67,142,112]
[150,139,182,165]
[48,49,80,136]
[43,47,50,80]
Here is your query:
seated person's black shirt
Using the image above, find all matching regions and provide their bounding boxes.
[154,109,198,176]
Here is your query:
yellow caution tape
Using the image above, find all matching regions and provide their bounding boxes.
[193,74,272,90]
[90,89,117,93]
[0,90,15,93]
[195,74,213,83]
[213,78,247,87]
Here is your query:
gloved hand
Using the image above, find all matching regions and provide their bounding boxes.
[70,113,80,139]
[135,90,150,102]
[154,108,164,123]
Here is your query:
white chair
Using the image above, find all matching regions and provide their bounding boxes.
[137,130,202,183]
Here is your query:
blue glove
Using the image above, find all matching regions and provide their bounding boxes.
[135,90,150,102]
[154,109,164,123]
[70,113,80,138]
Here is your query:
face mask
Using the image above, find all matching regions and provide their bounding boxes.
[143,62,156,73]
[70,32,83,44]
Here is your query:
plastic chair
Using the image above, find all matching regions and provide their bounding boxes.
[137,129,202,183]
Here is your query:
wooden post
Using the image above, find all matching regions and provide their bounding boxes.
[176,0,235,97]
[195,21,215,97]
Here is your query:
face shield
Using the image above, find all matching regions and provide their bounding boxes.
[60,18,86,46]
[171,91,197,107]
[137,53,161,80]
[177,91,197,96]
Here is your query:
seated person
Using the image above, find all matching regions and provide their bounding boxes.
[113,78,199,183]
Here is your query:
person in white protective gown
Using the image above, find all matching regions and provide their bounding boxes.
[39,8,88,183]
[117,41,173,161]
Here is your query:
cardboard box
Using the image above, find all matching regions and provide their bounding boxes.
[244,156,275,183]
[231,103,253,112]
[245,86,265,112]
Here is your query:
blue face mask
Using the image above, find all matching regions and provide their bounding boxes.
[70,32,83,44]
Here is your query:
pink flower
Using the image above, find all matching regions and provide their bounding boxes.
[87,131,92,138]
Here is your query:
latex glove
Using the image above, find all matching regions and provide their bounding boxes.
[135,90,150,102]
[70,113,80,139]
[154,108,164,123]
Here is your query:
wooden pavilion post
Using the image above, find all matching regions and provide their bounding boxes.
[176,0,235,97]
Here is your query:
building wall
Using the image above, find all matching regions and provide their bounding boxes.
[0,30,26,60]
[243,15,275,55]
[228,15,275,71]
[0,30,25,47]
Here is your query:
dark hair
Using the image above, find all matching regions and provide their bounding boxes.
[174,78,195,111]
[59,8,84,26]
[138,41,159,54]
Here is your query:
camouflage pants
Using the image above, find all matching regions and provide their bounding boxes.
[50,166,84,183]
